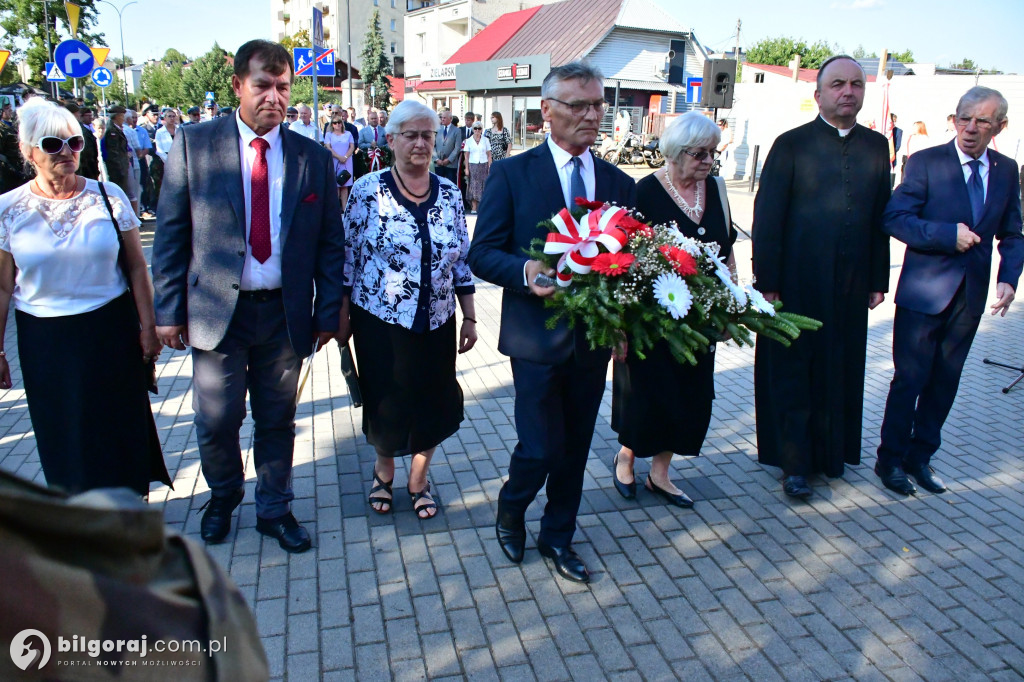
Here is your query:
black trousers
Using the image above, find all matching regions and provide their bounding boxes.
[499,357,606,547]
[192,295,301,519]
[877,284,981,469]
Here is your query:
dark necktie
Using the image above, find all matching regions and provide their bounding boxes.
[967,159,985,225]
[443,125,448,140]
[569,156,586,208]
[249,138,271,264]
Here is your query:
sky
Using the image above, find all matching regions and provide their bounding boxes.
[86,0,1024,75]
[653,0,1024,74]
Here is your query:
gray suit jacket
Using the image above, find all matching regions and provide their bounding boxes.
[357,125,388,152]
[152,115,345,354]
[434,124,461,165]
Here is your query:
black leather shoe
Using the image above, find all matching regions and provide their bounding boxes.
[645,476,694,508]
[611,453,636,499]
[495,506,526,564]
[256,512,312,553]
[200,488,244,543]
[875,463,917,496]
[903,464,947,494]
[538,542,590,583]
[783,475,813,499]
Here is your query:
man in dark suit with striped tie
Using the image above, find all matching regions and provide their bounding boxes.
[469,62,635,583]
[876,86,1024,496]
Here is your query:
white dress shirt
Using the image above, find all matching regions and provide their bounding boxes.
[154,126,176,163]
[546,135,595,207]
[955,143,990,202]
[289,120,318,141]
[236,112,284,290]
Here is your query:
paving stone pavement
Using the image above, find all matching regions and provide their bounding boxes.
[3,187,1024,680]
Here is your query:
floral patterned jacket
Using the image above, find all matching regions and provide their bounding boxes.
[344,170,474,331]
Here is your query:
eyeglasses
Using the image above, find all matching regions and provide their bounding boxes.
[681,148,720,162]
[35,135,86,154]
[956,116,996,131]
[546,98,609,117]
[396,130,436,141]
[332,121,344,125]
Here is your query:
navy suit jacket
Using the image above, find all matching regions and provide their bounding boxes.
[468,143,636,364]
[884,139,1024,317]
[152,115,345,354]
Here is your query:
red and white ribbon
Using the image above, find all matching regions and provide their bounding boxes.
[543,205,631,286]
[367,147,384,172]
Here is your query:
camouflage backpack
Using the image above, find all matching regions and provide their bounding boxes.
[0,470,269,681]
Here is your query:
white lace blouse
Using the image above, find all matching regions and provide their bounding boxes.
[0,179,139,317]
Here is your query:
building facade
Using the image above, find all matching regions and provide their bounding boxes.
[451,0,708,150]
[404,0,558,113]
[270,0,406,76]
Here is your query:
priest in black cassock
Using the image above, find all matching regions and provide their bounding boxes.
[751,55,892,499]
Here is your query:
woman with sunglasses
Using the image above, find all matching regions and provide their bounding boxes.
[611,112,737,509]
[342,99,477,519]
[0,98,170,495]
[324,115,355,205]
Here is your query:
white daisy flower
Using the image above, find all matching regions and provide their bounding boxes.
[715,267,747,307]
[653,272,693,320]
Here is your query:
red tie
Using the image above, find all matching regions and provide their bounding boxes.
[249,138,270,263]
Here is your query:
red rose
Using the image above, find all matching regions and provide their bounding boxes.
[591,252,636,276]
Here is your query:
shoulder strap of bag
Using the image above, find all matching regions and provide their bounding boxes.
[714,175,731,232]
[96,181,135,297]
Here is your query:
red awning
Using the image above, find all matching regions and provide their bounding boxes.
[445,6,542,65]
[415,79,457,92]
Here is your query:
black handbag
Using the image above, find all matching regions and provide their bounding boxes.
[336,169,352,186]
[96,182,158,394]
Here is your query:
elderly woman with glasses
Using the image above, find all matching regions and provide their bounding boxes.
[324,113,355,205]
[341,98,477,519]
[611,112,737,509]
[0,98,170,495]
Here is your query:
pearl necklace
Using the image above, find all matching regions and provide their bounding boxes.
[664,170,703,223]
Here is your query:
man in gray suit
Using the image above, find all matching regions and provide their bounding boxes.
[152,39,345,553]
[357,109,388,172]
[434,108,461,183]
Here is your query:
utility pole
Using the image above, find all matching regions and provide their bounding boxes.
[346,0,354,108]
[29,0,57,98]
[734,18,741,62]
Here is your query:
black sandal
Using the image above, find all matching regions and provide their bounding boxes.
[368,471,394,514]
[408,483,439,519]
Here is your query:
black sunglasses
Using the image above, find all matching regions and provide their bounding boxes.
[36,135,86,154]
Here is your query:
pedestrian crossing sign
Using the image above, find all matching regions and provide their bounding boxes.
[45,62,66,82]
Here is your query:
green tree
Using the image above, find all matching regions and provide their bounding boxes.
[280,29,311,52]
[358,9,393,111]
[746,36,836,70]
[0,0,106,87]
[181,43,236,107]
[289,76,331,109]
[949,58,977,71]
[139,50,190,107]
[852,44,878,59]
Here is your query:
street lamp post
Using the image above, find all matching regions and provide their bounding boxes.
[96,0,137,104]
[29,0,57,99]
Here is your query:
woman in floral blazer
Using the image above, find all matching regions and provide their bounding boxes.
[342,99,477,520]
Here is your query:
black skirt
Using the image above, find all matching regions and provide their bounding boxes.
[16,291,171,495]
[611,340,716,458]
[350,304,464,456]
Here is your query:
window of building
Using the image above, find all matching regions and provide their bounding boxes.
[391,42,396,54]
[755,73,765,83]
[390,19,396,31]
[391,0,396,6]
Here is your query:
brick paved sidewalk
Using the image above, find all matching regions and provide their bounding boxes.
[2,223,1024,681]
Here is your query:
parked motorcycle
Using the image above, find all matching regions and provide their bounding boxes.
[603,132,665,168]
